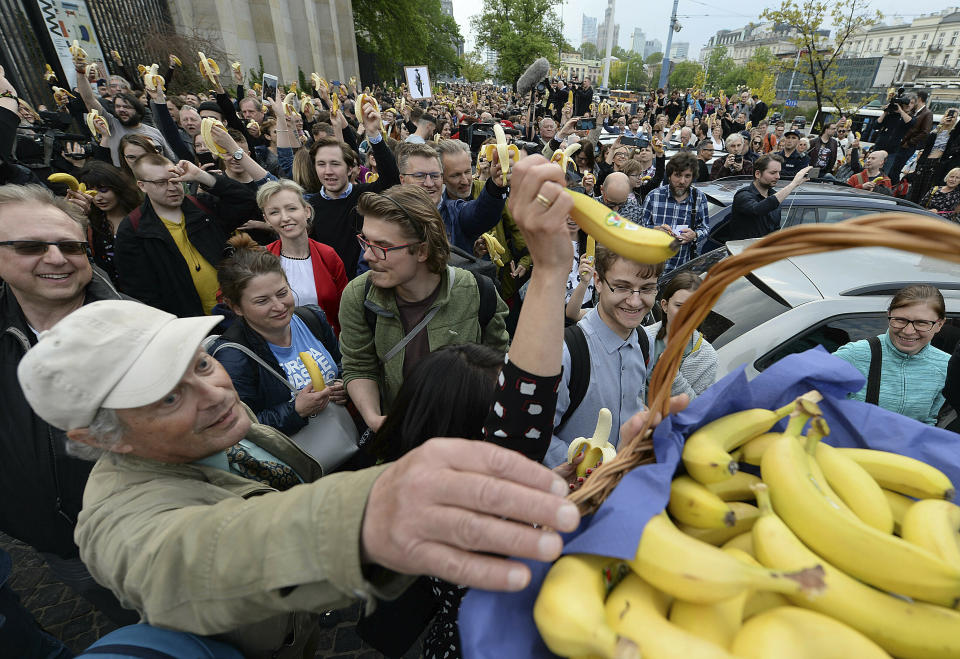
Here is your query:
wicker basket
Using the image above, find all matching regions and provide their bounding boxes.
[569,213,960,515]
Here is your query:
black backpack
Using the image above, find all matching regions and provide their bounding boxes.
[556,323,650,433]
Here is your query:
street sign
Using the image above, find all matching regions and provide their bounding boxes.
[785,99,798,107]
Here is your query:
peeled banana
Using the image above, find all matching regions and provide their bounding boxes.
[549,142,580,173]
[533,553,635,659]
[200,117,228,156]
[197,51,220,84]
[481,232,506,267]
[356,93,379,115]
[170,54,182,67]
[142,64,165,92]
[478,123,519,184]
[85,109,110,138]
[111,49,123,65]
[565,189,679,266]
[282,92,298,116]
[43,64,57,83]
[231,61,242,76]
[51,87,74,106]
[567,408,616,479]
[69,40,87,63]
[299,352,326,391]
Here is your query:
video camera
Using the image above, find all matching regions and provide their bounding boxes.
[886,87,909,114]
[16,111,90,170]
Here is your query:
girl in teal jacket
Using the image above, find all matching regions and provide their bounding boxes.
[834,285,949,425]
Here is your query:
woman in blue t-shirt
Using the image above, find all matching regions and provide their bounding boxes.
[211,234,345,437]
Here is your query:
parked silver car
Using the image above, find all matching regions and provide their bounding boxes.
[671,240,960,379]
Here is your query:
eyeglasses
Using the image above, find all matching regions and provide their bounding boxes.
[0,240,88,256]
[601,279,658,298]
[888,316,939,332]
[402,171,443,182]
[603,197,626,211]
[752,140,762,145]
[357,234,422,260]
[139,178,182,188]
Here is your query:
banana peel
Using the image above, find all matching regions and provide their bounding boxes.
[550,142,580,173]
[200,117,228,155]
[357,93,379,114]
[282,92,298,116]
[51,87,74,106]
[482,232,506,267]
[231,61,242,75]
[312,73,328,91]
[364,171,379,183]
[86,109,110,138]
[300,93,316,118]
[567,408,616,478]
[69,40,87,64]
[246,120,259,133]
[43,64,57,83]
[478,123,519,184]
[197,51,220,84]
[143,64,165,92]
[48,173,96,196]
[170,54,182,67]
[598,101,610,115]
[111,49,123,65]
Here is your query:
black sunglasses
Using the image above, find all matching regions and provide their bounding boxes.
[0,240,88,256]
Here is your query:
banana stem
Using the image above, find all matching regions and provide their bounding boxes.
[753,483,772,515]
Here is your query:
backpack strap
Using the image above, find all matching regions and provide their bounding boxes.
[470,270,497,328]
[210,341,296,392]
[865,335,882,406]
[363,277,377,335]
[293,305,338,359]
[637,324,650,366]
[556,324,590,434]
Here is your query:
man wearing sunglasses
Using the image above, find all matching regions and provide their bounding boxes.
[0,184,137,627]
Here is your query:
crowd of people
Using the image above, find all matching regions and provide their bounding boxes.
[1,47,959,658]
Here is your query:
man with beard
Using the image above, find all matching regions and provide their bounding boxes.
[74,63,174,167]
[726,154,811,240]
[640,151,709,271]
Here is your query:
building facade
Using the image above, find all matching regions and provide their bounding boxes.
[166,0,360,87]
[631,28,646,54]
[582,15,598,47]
[561,52,602,83]
[699,21,826,65]
[847,9,960,70]
[597,18,620,52]
[644,38,662,59]
[670,41,689,60]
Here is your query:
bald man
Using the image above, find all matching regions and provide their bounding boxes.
[678,126,695,149]
[847,149,893,194]
[600,172,643,223]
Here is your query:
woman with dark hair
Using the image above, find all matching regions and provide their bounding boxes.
[117,134,162,178]
[211,234,348,439]
[644,270,718,398]
[75,161,142,283]
[910,108,960,204]
[834,284,950,425]
[574,140,598,180]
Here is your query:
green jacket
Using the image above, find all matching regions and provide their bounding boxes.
[339,265,510,410]
[471,178,531,299]
[74,407,409,659]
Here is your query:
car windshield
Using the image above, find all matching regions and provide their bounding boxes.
[699,274,792,349]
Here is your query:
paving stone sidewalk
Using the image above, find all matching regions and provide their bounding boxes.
[2,532,422,658]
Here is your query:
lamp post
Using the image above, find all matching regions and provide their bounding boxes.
[658,0,681,90]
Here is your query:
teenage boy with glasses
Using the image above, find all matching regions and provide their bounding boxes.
[340,184,509,432]
[544,244,667,468]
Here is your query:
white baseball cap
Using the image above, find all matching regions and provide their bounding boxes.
[18,300,222,430]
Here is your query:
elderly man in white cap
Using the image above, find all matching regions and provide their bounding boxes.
[18,300,577,659]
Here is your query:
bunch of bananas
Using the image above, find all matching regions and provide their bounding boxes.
[534,390,960,658]
[200,117,228,156]
[197,52,220,85]
[48,173,96,196]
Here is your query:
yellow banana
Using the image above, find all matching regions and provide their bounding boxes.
[567,90,573,107]
[472,90,477,105]
[678,502,760,546]
[364,171,379,183]
[137,64,148,77]
[287,81,297,94]
[357,93,379,114]
[706,471,762,502]
[142,64,165,92]
[69,40,87,63]
[721,531,754,556]
[752,483,960,658]
[728,546,791,620]
[200,117,228,156]
[478,123,519,184]
[731,607,892,659]
[246,120,259,133]
[565,189,679,266]
[330,93,340,116]
[231,61,242,75]
[669,475,735,529]
[549,142,580,173]
[901,499,960,569]
[44,64,57,82]
[47,174,96,196]
[85,109,110,138]
[311,74,328,91]
[51,87,74,105]
[681,395,806,485]
[606,572,739,659]
[282,92,298,116]
[837,448,955,500]
[533,553,636,659]
[339,83,347,96]
[630,512,824,604]
[567,408,616,479]
[481,232,505,267]
[599,101,610,115]
[300,94,316,117]
[197,51,220,84]
[762,432,960,606]
[111,49,123,65]
[170,54,182,67]
[856,131,861,140]
[739,433,780,466]
[349,76,357,87]
[882,488,914,534]
[298,352,326,391]
[590,102,597,114]
[585,235,596,263]
[809,420,892,533]
[669,547,752,649]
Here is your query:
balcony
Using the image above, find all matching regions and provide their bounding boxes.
[887,47,901,54]
[930,44,943,52]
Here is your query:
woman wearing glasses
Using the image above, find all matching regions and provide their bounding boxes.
[834,285,950,425]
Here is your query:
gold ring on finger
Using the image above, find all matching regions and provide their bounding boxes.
[535,193,551,209]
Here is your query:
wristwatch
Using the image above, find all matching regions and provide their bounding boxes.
[231,149,244,161]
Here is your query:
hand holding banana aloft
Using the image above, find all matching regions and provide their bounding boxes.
[44,64,57,83]
[51,87,74,106]
[69,40,87,65]
[282,92,298,117]
[481,232,506,267]
[197,51,220,85]
[200,117,229,156]
[549,142,580,172]
[478,123,519,186]
[48,173,97,196]
[85,109,110,139]
[142,64,165,92]
[231,61,243,84]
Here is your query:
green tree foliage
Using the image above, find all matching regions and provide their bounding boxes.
[762,0,881,128]
[460,51,488,83]
[669,61,702,89]
[580,42,600,60]
[704,45,734,91]
[608,50,647,90]
[472,0,563,85]
[354,0,463,79]
[744,47,776,104]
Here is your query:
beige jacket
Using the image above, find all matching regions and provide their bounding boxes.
[74,408,409,658]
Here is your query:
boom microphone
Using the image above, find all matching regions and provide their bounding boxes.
[517,58,551,97]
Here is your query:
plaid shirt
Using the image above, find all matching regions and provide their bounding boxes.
[640,184,710,271]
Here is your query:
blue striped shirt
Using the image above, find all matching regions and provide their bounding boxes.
[640,184,710,271]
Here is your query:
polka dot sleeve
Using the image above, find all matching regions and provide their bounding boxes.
[482,355,561,463]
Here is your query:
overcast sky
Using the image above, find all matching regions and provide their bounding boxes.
[452,1,958,64]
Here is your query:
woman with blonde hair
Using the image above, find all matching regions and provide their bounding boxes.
[257,179,347,335]
[920,167,960,222]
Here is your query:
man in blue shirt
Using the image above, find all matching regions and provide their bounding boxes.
[639,151,709,272]
[545,245,665,468]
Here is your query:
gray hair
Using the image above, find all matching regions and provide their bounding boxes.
[725,134,744,149]
[64,407,126,461]
[0,184,87,232]
[108,75,130,90]
[435,137,470,161]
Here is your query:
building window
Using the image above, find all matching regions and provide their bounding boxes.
[910,35,917,48]
[887,37,893,48]
[867,40,873,51]
[898,36,904,46]
[920,33,928,47]
[952,31,959,46]
[944,52,951,65]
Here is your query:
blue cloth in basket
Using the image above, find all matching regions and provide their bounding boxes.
[459,346,960,658]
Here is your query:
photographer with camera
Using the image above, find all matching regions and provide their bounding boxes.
[890,90,932,186]
[875,90,923,184]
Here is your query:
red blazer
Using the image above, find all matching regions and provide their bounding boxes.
[266,238,348,336]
